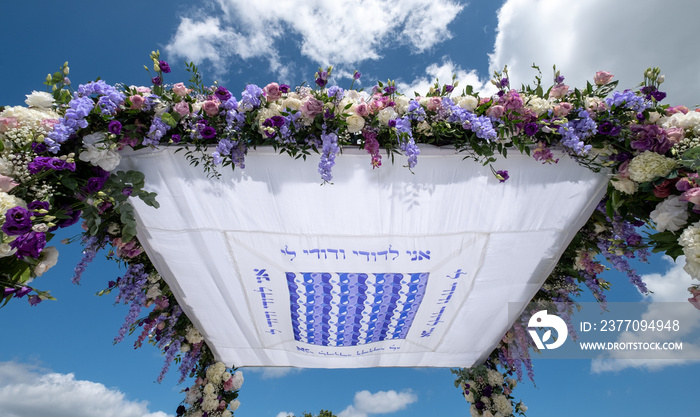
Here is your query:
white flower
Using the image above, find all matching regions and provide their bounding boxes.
[230,371,244,390]
[185,385,202,405]
[650,196,689,232]
[280,97,302,112]
[222,410,232,417]
[25,91,55,109]
[486,369,503,386]
[493,395,512,415]
[463,389,474,403]
[394,95,411,114]
[185,327,204,344]
[34,246,59,276]
[201,394,219,412]
[206,362,226,385]
[180,343,191,353]
[482,411,494,417]
[377,107,398,126]
[663,111,700,133]
[203,383,215,396]
[222,371,231,382]
[146,284,162,300]
[610,175,638,194]
[456,95,479,112]
[627,151,676,183]
[679,221,700,280]
[525,96,552,116]
[79,132,121,171]
[229,399,241,411]
[345,113,366,133]
[0,191,26,216]
[0,242,17,258]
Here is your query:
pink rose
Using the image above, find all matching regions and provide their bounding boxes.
[0,175,18,192]
[223,377,234,391]
[618,160,631,178]
[354,102,370,117]
[173,101,191,116]
[553,102,573,117]
[426,97,442,112]
[549,83,569,99]
[479,97,491,106]
[370,94,387,112]
[594,71,614,85]
[129,95,146,109]
[301,97,324,118]
[689,287,700,311]
[666,105,690,116]
[263,82,281,101]
[202,100,219,116]
[0,117,18,133]
[172,82,188,96]
[485,105,505,119]
[666,127,685,144]
[680,187,700,206]
[135,86,151,94]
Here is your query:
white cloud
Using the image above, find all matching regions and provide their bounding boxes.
[490,0,700,106]
[0,362,173,417]
[396,59,495,97]
[246,366,303,379]
[166,0,464,77]
[590,256,700,373]
[337,390,417,417]
[276,412,294,417]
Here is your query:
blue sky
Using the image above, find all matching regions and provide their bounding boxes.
[2,0,700,416]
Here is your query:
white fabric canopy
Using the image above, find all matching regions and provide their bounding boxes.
[118,145,608,368]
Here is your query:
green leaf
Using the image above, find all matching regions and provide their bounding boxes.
[680,147,700,170]
[160,112,178,128]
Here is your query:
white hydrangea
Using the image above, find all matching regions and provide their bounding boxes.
[627,151,676,183]
[679,221,700,280]
[25,91,55,109]
[201,394,219,412]
[229,399,241,411]
[34,246,59,276]
[206,362,226,385]
[493,395,513,415]
[650,196,689,232]
[185,326,204,344]
[0,191,26,216]
[486,369,503,386]
[78,132,121,171]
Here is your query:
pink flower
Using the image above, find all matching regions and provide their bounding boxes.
[370,95,388,112]
[354,102,370,117]
[173,101,190,116]
[113,237,144,258]
[485,104,505,119]
[263,82,281,101]
[553,102,573,117]
[618,160,631,178]
[666,105,690,116]
[666,127,685,144]
[135,86,151,94]
[129,95,146,109]
[549,83,569,99]
[300,97,324,118]
[0,175,18,192]
[223,377,234,391]
[202,100,220,116]
[172,82,189,96]
[680,187,700,205]
[689,287,700,311]
[0,117,18,133]
[426,97,442,112]
[594,71,614,85]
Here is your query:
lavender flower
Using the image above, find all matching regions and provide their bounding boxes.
[72,235,102,284]
[318,130,339,182]
[143,116,170,146]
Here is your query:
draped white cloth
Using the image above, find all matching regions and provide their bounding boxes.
[118,145,608,368]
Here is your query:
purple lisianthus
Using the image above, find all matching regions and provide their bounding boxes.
[83,176,108,194]
[16,286,32,298]
[2,206,33,236]
[10,231,46,259]
[315,71,328,88]
[353,71,362,80]
[31,142,48,154]
[55,208,82,229]
[27,156,76,174]
[384,85,397,95]
[598,121,621,136]
[108,120,122,135]
[158,60,171,73]
[122,186,133,196]
[279,84,290,94]
[445,84,454,93]
[200,126,216,139]
[151,76,162,86]
[652,90,667,102]
[28,295,42,306]
[28,200,50,216]
[215,86,232,101]
[523,122,539,136]
[496,170,509,183]
[171,134,181,143]
[500,77,509,88]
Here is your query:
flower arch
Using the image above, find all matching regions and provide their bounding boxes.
[1,53,699,417]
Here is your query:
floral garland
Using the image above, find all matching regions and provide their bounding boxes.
[1,52,699,416]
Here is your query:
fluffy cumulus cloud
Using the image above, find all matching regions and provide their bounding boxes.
[397,59,495,97]
[0,362,173,417]
[166,0,463,76]
[337,390,417,417]
[591,256,700,373]
[276,412,294,417]
[490,0,700,105]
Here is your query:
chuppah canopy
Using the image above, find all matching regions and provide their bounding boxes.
[118,145,608,368]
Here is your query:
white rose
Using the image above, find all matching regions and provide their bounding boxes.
[0,242,17,258]
[146,284,162,299]
[180,343,191,353]
[185,326,204,344]
[281,97,302,112]
[345,113,366,133]
[203,383,215,396]
[79,132,121,171]
[377,107,398,126]
[0,191,26,216]
[229,399,241,411]
[526,96,552,116]
[34,246,59,276]
[684,259,700,280]
[650,196,689,232]
[486,369,503,386]
[457,95,479,112]
[230,371,244,390]
[25,91,55,109]
[394,95,411,114]
[222,410,232,417]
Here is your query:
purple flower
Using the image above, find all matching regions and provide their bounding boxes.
[496,170,509,183]
[2,207,33,236]
[629,124,672,153]
[445,84,454,93]
[524,122,539,136]
[200,126,216,139]
[500,77,509,88]
[353,71,362,80]
[28,200,50,216]
[315,71,329,88]
[652,90,667,102]
[598,121,621,136]
[152,76,162,86]
[384,85,397,95]
[10,231,46,259]
[158,60,171,73]
[56,208,81,228]
[16,286,32,298]
[555,75,565,83]
[32,142,47,154]
[122,186,133,196]
[3,288,16,297]
[215,86,232,101]
[108,120,122,135]
[83,176,107,194]
[279,84,290,94]
[171,134,181,143]
[482,385,493,397]
[28,295,42,306]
